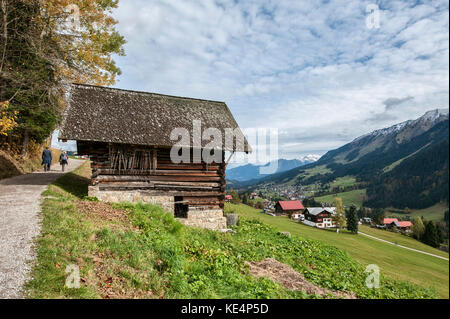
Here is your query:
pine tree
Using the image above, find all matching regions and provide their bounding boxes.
[436,222,444,245]
[374,208,385,225]
[241,193,248,205]
[346,205,358,234]
[422,221,440,248]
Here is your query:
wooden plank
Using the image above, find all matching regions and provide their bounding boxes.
[97,169,221,182]
[93,168,222,176]
[152,149,157,171]
[97,188,224,197]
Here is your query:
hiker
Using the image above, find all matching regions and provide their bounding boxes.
[59,151,69,172]
[42,147,52,172]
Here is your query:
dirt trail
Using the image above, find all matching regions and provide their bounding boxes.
[246,258,356,299]
[0,159,85,299]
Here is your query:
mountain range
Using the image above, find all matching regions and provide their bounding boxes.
[226,155,320,182]
[232,109,449,210]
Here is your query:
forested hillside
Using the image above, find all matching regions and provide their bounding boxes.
[236,110,449,211]
[365,137,449,209]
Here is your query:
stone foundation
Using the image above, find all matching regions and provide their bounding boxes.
[88,186,227,230]
[88,186,174,213]
[177,207,227,231]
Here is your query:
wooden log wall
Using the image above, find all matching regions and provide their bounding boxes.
[78,141,226,209]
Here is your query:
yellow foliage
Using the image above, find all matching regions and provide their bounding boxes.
[333,197,347,229]
[0,101,18,136]
[39,0,125,86]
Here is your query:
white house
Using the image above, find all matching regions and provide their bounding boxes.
[302,207,336,228]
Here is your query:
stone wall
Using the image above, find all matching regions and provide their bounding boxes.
[177,208,227,230]
[88,186,227,230]
[88,186,174,213]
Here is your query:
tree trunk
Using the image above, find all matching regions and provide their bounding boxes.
[21,128,29,158]
[0,0,8,73]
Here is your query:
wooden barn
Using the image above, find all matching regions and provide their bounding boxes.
[59,84,250,230]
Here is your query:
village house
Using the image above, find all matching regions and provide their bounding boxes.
[380,218,398,229]
[59,84,250,230]
[393,221,413,231]
[303,207,336,228]
[249,192,258,199]
[225,195,233,203]
[384,219,413,232]
[274,200,304,216]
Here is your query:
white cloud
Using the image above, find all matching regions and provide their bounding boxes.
[110,0,449,159]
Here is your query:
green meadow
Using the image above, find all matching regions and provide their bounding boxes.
[226,203,449,298]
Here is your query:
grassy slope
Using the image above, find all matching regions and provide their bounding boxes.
[227,204,449,298]
[26,162,437,299]
[329,176,357,188]
[358,225,448,258]
[315,189,367,207]
[386,202,448,222]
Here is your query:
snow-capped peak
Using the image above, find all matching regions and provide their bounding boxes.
[298,154,321,163]
[354,109,448,143]
[354,120,411,141]
[416,108,449,123]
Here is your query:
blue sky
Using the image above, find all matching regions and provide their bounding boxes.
[54,0,449,159]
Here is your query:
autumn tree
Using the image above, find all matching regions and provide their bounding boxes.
[412,217,425,240]
[0,100,17,136]
[333,197,346,231]
[228,188,241,204]
[38,0,125,86]
[0,0,125,156]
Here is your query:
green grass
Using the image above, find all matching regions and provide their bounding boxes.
[301,165,332,177]
[315,189,367,207]
[286,165,333,186]
[329,176,357,188]
[358,225,448,258]
[227,203,449,298]
[386,203,448,222]
[25,162,439,299]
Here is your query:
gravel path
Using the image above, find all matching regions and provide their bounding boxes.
[0,159,85,299]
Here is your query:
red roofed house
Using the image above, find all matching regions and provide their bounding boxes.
[275,200,304,216]
[382,218,413,231]
[225,195,233,203]
[396,221,413,230]
[383,218,398,225]
[389,220,413,232]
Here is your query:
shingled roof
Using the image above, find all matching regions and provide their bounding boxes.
[59,84,250,152]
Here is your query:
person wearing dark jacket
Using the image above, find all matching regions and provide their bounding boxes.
[59,151,69,172]
[42,147,52,172]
